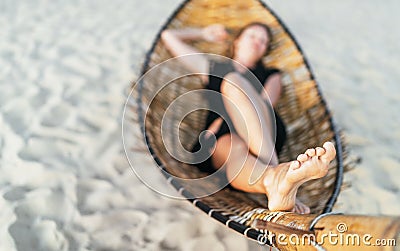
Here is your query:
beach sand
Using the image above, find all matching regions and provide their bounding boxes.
[0,0,399,250]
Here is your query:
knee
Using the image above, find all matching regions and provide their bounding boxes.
[223,72,242,83]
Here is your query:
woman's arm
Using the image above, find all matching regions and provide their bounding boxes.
[261,73,282,107]
[161,24,228,82]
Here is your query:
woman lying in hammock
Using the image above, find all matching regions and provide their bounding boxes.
[161,23,336,214]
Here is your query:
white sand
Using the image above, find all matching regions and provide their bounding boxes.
[0,0,399,250]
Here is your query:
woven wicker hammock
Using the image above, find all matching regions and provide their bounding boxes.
[133,0,400,250]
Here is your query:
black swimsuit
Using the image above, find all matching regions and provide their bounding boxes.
[192,60,287,173]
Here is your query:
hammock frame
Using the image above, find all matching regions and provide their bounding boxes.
[134,0,352,247]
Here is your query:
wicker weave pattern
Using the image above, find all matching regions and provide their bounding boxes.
[136,0,349,243]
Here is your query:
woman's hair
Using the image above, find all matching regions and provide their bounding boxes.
[229,22,273,58]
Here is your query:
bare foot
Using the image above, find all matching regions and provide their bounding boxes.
[263,142,336,212]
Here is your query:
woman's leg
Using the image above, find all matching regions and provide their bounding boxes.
[211,133,271,193]
[220,72,278,165]
[212,133,336,213]
[208,72,337,212]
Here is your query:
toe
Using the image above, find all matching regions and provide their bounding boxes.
[304,205,310,214]
[315,147,326,156]
[299,205,307,214]
[293,204,302,214]
[297,154,308,162]
[296,200,310,214]
[321,142,336,162]
[305,148,316,157]
[294,200,311,214]
[290,160,301,170]
[301,203,310,214]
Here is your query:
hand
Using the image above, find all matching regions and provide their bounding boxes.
[202,24,228,42]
